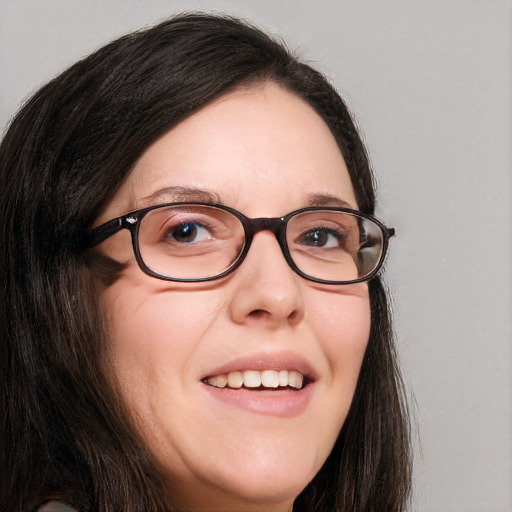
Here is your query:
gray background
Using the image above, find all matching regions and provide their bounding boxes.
[1,1,511,511]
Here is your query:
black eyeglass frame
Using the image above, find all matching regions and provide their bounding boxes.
[83,202,395,284]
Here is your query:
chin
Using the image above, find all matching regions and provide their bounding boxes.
[209,456,317,510]
[164,449,319,512]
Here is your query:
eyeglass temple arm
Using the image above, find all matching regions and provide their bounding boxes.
[82,218,124,249]
[387,227,396,238]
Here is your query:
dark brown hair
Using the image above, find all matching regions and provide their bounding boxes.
[1,13,411,511]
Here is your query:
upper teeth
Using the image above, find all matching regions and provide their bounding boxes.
[206,370,304,390]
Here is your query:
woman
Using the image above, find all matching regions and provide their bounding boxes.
[1,13,411,512]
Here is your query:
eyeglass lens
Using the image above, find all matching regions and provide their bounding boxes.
[136,205,384,282]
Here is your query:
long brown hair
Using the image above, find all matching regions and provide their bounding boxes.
[1,13,411,511]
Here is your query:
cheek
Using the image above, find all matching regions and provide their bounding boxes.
[309,284,371,385]
[99,277,220,411]
[293,284,371,471]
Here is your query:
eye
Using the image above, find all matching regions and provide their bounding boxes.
[167,222,210,243]
[299,228,344,248]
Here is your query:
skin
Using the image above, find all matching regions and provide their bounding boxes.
[96,82,371,512]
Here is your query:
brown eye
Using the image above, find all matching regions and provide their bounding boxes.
[168,222,206,243]
[298,228,343,248]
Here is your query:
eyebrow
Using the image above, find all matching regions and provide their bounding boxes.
[137,187,354,210]
[306,193,354,209]
[137,186,222,207]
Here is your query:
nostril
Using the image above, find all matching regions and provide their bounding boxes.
[246,307,301,326]
[288,310,298,321]
[249,309,267,318]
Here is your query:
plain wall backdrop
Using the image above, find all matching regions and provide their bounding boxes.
[1,1,511,511]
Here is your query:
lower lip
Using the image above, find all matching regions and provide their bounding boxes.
[201,383,314,417]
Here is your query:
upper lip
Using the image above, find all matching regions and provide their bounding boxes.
[202,351,318,382]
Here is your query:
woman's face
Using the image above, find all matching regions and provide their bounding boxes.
[97,82,371,512]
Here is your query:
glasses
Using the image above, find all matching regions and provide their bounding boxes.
[84,202,395,284]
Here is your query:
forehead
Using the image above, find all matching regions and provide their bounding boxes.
[100,82,357,221]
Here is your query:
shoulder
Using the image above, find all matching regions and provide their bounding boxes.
[36,500,78,512]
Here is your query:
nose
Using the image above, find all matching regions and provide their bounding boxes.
[228,231,305,328]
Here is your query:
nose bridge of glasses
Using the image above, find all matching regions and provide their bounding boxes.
[249,217,283,235]
[246,216,289,259]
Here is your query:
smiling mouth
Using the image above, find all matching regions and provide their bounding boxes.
[204,369,306,390]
